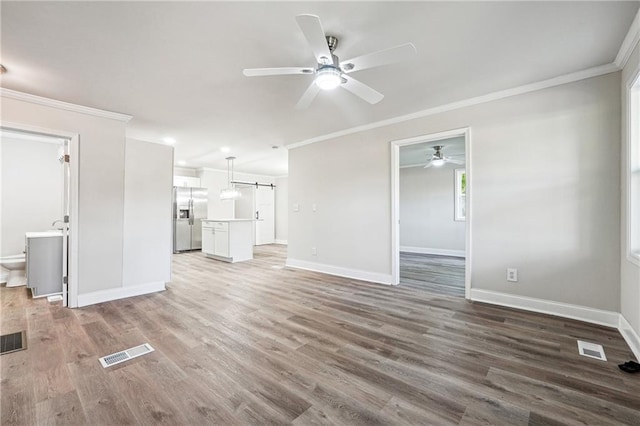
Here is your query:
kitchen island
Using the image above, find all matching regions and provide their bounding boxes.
[202,219,254,263]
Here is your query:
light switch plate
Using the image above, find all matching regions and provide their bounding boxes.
[293,203,299,212]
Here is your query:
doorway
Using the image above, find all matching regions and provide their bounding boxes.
[391,128,471,298]
[0,124,79,307]
[236,184,275,245]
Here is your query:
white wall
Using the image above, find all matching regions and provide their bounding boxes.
[198,168,234,218]
[1,95,127,296]
[197,168,275,219]
[289,72,621,312]
[1,136,63,256]
[621,42,640,339]
[275,176,288,244]
[399,164,465,254]
[122,139,173,287]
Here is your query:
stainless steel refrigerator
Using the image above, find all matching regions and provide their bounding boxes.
[173,187,208,252]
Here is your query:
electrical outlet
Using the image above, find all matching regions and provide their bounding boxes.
[507,268,518,282]
[311,247,317,256]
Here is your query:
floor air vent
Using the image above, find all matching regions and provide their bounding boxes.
[577,340,607,361]
[1,331,27,355]
[99,343,154,368]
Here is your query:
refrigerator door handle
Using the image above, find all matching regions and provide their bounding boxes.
[189,199,194,225]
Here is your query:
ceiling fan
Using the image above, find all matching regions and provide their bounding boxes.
[424,145,464,168]
[242,14,416,109]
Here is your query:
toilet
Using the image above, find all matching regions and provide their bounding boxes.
[0,254,27,287]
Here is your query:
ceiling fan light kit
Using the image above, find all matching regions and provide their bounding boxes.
[242,14,416,108]
[315,66,342,90]
[220,156,242,200]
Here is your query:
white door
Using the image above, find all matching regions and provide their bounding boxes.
[61,140,70,307]
[255,186,275,245]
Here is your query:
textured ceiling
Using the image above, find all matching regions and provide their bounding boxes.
[1,1,637,175]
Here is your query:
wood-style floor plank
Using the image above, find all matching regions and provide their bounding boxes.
[400,252,465,297]
[1,244,639,425]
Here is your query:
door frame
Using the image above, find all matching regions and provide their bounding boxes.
[390,127,472,299]
[1,121,80,307]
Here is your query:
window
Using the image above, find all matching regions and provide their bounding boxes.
[628,73,640,264]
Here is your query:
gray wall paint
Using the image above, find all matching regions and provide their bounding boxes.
[621,42,640,336]
[275,176,288,243]
[289,136,391,274]
[122,139,173,287]
[289,72,621,311]
[400,164,465,252]
[0,136,63,256]
[1,96,127,295]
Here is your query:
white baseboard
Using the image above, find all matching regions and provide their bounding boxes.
[77,281,165,307]
[469,289,620,328]
[619,314,640,362]
[286,258,392,285]
[400,246,465,258]
[275,239,288,245]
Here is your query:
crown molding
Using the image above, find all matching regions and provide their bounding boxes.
[0,88,132,123]
[615,9,640,69]
[286,62,619,150]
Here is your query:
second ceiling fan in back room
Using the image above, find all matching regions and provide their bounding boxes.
[424,145,464,168]
[243,14,416,109]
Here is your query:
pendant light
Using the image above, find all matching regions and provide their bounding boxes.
[220,156,242,200]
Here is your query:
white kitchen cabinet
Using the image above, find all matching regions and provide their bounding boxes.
[202,219,252,262]
[173,176,201,188]
[202,225,215,255]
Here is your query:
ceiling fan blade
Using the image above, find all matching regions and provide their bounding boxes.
[295,82,321,109]
[341,75,384,104]
[447,158,465,165]
[296,14,333,64]
[243,67,314,77]
[423,162,434,169]
[342,43,417,73]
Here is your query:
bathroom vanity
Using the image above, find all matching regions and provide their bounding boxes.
[25,231,63,297]
[202,219,254,263]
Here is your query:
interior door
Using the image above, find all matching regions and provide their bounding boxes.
[61,140,70,306]
[255,186,275,245]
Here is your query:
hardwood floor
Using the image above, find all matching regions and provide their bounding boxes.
[400,252,465,297]
[1,244,639,425]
